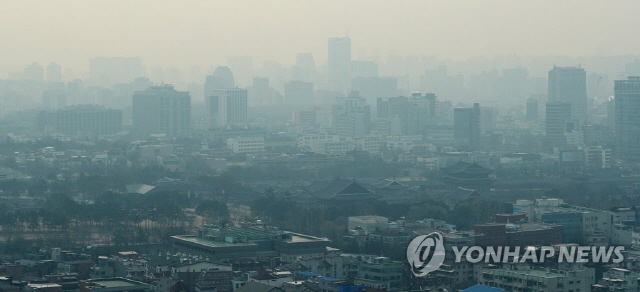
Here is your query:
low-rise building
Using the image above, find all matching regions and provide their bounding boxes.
[79,278,151,292]
[354,256,403,291]
[479,265,594,292]
[226,137,265,154]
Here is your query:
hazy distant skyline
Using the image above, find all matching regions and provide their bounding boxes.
[3,0,640,77]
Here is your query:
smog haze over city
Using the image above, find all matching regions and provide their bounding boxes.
[2,1,640,292]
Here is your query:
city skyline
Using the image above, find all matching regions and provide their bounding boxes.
[3,1,640,77]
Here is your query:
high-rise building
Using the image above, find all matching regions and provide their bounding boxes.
[207,88,248,128]
[39,105,122,136]
[46,63,62,83]
[453,103,481,149]
[226,56,253,87]
[284,81,314,106]
[328,37,351,93]
[42,84,67,110]
[351,77,398,106]
[614,77,640,160]
[545,102,572,150]
[247,77,281,106]
[351,60,378,78]
[204,66,236,98]
[293,53,316,82]
[90,57,143,87]
[526,98,539,121]
[480,107,497,134]
[24,63,44,82]
[111,77,153,109]
[293,110,317,127]
[132,85,191,137]
[548,66,587,123]
[377,93,435,137]
[332,92,370,138]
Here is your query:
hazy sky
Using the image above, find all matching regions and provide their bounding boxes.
[2,0,639,76]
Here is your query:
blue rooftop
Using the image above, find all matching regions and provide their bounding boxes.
[296,271,320,277]
[320,277,342,282]
[461,284,505,292]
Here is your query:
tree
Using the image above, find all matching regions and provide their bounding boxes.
[196,200,229,224]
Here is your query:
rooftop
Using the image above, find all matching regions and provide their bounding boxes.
[171,235,257,248]
[84,278,148,288]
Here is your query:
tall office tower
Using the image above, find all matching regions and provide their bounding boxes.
[332,92,370,138]
[67,79,84,105]
[607,96,616,128]
[480,107,497,134]
[351,61,378,78]
[328,37,351,93]
[207,88,248,128]
[46,63,62,83]
[420,65,465,101]
[526,98,539,121]
[90,57,143,87]
[284,81,314,106]
[42,86,67,110]
[204,66,236,98]
[293,53,316,82]
[376,93,435,136]
[453,103,481,149]
[351,77,398,106]
[227,56,253,87]
[498,67,529,101]
[24,63,44,82]
[545,102,572,150]
[548,66,587,123]
[293,110,318,127]
[132,85,191,137]
[614,77,640,160]
[111,77,154,109]
[247,77,280,106]
[39,105,122,136]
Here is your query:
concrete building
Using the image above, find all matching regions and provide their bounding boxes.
[79,278,150,292]
[614,76,640,161]
[479,265,594,292]
[584,146,612,169]
[171,225,329,260]
[42,87,67,110]
[204,66,236,98]
[352,77,398,106]
[328,37,351,93]
[332,93,370,138]
[284,81,314,106]
[39,105,122,136]
[132,85,191,138]
[454,103,481,149]
[548,66,587,123]
[526,97,539,121]
[46,63,62,83]
[90,57,143,87]
[517,198,613,245]
[376,93,435,137]
[545,102,572,150]
[292,110,317,127]
[348,216,389,235]
[226,137,265,154]
[354,257,403,291]
[207,88,248,128]
[24,63,45,82]
[597,268,639,292]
